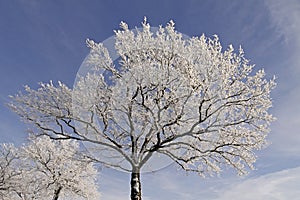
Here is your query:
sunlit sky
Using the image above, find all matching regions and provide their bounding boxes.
[1,0,300,199]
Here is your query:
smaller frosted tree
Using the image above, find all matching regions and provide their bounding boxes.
[0,144,21,200]
[0,136,100,200]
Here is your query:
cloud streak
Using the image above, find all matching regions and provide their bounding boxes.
[265,0,300,47]
[265,0,300,75]
[263,0,300,158]
[214,166,300,200]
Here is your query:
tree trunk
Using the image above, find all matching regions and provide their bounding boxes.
[130,167,142,200]
[52,186,62,200]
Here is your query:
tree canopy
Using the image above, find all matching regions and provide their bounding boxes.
[9,19,275,200]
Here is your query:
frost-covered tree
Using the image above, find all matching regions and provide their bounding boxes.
[19,136,100,200]
[9,19,275,200]
[0,144,21,200]
[0,137,100,200]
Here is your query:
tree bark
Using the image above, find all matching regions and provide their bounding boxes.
[52,186,62,200]
[130,167,141,200]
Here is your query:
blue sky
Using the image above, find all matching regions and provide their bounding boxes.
[1,0,300,199]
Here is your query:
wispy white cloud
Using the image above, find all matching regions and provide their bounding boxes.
[263,0,300,158]
[100,165,300,200]
[265,0,300,46]
[141,165,242,200]
[214,166,300,200]
[265,0,300,72]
